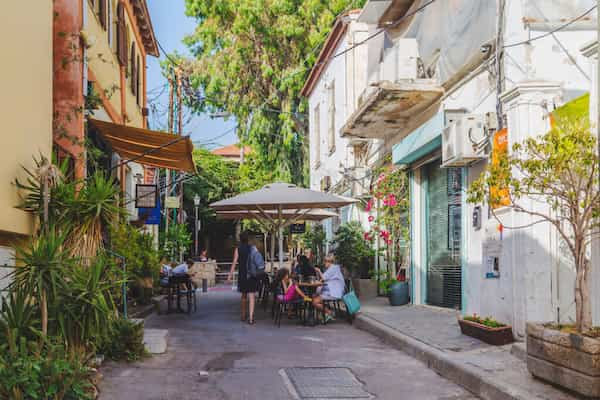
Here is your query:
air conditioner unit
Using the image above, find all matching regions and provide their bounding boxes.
[381,38,418,82]
[442,114,488,167]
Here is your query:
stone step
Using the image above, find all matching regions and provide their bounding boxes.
[143,328,168,354]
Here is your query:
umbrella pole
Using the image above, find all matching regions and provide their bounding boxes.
[278,206,284,269]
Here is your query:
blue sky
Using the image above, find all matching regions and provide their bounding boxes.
[146,0,237,149]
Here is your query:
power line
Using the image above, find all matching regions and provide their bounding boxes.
[503,6,596,48]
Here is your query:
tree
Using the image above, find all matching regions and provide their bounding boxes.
[181,0,365,186]
[468,116,600,333]
[331,222,373,278]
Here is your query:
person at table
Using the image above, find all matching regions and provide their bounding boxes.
[159,257,172,286]
[296,255,317,280]
[311,254,345,323]
[199,249,208,262]
[227,231,261,325]
[274,268,311,303]
[173,259,194,275]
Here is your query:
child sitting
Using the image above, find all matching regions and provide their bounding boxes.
[275,268,311,304]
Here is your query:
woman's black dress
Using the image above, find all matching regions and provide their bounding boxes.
[237,244,258,293]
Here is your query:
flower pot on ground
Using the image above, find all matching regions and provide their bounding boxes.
[458,315,513,345]
[352,278,378,300]
[526,323,600,398]
[388,281,409,306]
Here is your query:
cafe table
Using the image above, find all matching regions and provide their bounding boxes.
[297,281,323,326]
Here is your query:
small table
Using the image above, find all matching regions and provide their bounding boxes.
[298,281,323,326]
[167,275,193,314]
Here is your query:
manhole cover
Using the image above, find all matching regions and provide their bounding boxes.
[282,367,372,399]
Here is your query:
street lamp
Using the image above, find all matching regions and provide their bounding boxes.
[193,194,201,257]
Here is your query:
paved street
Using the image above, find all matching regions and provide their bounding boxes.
[99,289,477,400]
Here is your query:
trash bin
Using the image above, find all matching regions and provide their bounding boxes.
[388,281,409,306]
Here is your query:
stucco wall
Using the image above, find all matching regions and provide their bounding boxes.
[0,2,53,237]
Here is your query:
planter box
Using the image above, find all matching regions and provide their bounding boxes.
[352,279,377,300]
[458,318,514,346]
[526,323,600,398]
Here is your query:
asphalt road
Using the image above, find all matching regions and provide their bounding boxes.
[99,289,477,400]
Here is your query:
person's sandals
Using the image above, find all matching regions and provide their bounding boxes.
[323,314,335,324]
[247,318,256,325]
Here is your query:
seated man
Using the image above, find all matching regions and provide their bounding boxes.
[172,259,194,275]
[311,254,345,323]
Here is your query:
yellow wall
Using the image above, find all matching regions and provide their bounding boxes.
[0,2,53,238]
[86,0,145,127]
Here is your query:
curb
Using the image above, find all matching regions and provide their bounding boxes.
[354,314,529,400]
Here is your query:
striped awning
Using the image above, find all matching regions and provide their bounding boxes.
[88,119,196,172]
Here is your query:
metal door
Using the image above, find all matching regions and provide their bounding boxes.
[425,161,462,309]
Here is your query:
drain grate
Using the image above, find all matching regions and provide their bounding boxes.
[283,367,371,399]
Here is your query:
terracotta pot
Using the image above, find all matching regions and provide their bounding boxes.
[526,323,600,398]
[458,318,513,346]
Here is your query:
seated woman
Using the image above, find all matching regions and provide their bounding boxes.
[296,255,317,280]
[311,254,345,323]
[275,268,311,304]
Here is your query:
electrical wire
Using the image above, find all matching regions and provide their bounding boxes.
[503,6,596,49]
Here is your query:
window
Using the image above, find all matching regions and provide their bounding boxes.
[328,80,335,154]
[136,55,141,106]
[130,42,136,95]
[116,4,128,67]
[98,0,107,29]
[313,104,320,168]
[107,1,113,48]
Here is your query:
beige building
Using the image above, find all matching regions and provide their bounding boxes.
[0,3,54,273]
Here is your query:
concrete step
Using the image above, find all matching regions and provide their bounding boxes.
[143,328,168,354]
[510,342,527,362]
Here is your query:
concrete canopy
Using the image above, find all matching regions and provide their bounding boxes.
[341,80,443,140]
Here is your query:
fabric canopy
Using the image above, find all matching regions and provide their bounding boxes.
[216,208,339,222]
[210,182,357,211]
[88,119,196,172]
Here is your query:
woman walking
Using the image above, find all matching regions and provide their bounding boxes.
[228,231,259,324]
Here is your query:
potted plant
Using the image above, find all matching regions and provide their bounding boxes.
[458,314,513,345]
[364,161,411,303]
[331,222,376,300]
[469,115,600,397]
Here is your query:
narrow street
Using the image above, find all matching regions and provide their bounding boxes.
[99,289,477,400]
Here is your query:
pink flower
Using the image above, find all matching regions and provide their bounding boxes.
[377,173,386,184]
[363,232,372,241]
[368,215,374,222]
[365,199,373,212]
[387,194,397,207]
[379,230,390,240]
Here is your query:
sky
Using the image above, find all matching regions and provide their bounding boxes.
[146,0,237,149]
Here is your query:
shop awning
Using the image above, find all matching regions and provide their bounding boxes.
[392,112,444,166]
[88,119,196,172]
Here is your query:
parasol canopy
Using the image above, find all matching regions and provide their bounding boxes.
[216,208,339,222]
[209,182,357,211]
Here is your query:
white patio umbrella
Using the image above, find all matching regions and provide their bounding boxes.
[210,182,357,268]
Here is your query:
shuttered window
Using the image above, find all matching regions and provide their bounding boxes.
[98,0,106,29]
[107,1,113,47]
[136,56,141,106]
[130,42,137,96]
[116,4,127,67]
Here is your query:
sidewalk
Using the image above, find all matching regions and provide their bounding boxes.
[355,298,578,400]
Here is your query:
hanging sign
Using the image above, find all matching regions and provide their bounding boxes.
[289,223,306,234]
[165,196,180,209]
[135,184,157,208]
[138,197,161,225]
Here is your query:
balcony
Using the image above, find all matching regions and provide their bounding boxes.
[341,38,444,140]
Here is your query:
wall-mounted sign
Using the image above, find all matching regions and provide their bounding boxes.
[289,223,306,234]
[165,196,180,209]
[138,197,161,225]
[135,184,157,208]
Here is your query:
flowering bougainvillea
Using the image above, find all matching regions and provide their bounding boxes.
[364,158,410,281]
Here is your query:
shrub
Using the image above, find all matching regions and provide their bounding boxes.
[331,222,374,278]
[463,314,506,328]
[0,334,94,400]
[99,318,146,362]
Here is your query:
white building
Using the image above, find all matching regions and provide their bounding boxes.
[301,10,382,248]
[321,0,598,338]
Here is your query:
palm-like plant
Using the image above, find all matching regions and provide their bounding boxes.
[64,172,120,260]
[0,289,39,341]
[11,231,73,336]
[59,256,121,349]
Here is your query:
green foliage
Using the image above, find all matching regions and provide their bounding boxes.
[58,257,121,350]
[0,290,39,343]
[331,222,373,278]
[464,314,506,328]
[161,223,192,260]
[376,270,397,295]
[110,223,160,281]
[468,115,600,332]
[182,0,365,186]
[300,223,326,265]
[0,334,94,400]
[99,318,146,362]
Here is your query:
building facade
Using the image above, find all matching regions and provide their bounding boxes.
[307,0,600,338]
[0,3,54,283]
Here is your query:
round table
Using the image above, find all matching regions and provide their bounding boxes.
[297,281,323,326]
